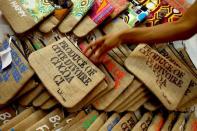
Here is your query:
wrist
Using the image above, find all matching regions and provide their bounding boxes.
[118,29,131,43]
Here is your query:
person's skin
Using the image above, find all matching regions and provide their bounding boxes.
[84,1,197,63]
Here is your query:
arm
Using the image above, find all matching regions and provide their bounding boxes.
[84,1,197,62]
[120,1,197,44]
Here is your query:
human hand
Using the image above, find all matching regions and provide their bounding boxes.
[83,32,123,63]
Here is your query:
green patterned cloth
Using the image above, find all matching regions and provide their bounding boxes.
[71,0,94,20]
[20,0,54,22]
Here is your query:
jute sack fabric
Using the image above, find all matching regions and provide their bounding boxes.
[161,112,176,131]
[41,98,58,110]
[0,107,35,131]
[99,113,120,131]
[105,79,142,112]
[103,2,148,34]
[127,93,150,112]
[67,110,99,131]
[184,112,197,131]
[66,80,108,112]
[0,39,34,105]
[28,37,105,108]
[87,113,108,131]
[73,0,114,37]
[125,44,191,110]
[0,0,54,33]
[147,113,165,131]
[132,112,153,131]
[26,108,64,131]
[171,113,186,131]
[93,56,134,110]
[156,45,197,108]
[58,0,94,33]
[112,113,138,131]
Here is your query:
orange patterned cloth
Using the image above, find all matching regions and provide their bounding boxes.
[135,0,182,26]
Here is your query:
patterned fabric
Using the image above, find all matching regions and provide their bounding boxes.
[20,0,54,22]
[107,0,129,18]
[135,0,182,26]
[89,0,114,24]
[71,0,94,20]
[165,0,191,13]
[0,40,28,83]
[120,2,149,27]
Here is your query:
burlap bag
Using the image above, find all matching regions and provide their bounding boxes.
[87,113,108,131]
[67,110,99,131]
[92,56,134,110]
[12,110,47,130]
[143,97,162,111]
[125,44,191,110]
[156,45,197,108]
[52,113,77,131]
[169,44,197,76]
[114,86,146,112]
[108,49,125,65]
[99,113,120,131]
[147,113,165,131]
[41,98,58,110]
[0,0,54,33]
[112,47,127,62]
[26,108,64,131]
[171,113,187,131]
[28,37,105,108]
[103,2,148,34]
[61,111,87,130]
[112,113,138,131]
[132,112,153,131]
[32,91,51,107]
[0,107,35,131]
[184,112,197,131]
[15,78,39,98]
[58,0,94,33]
[0,106,18,126]
[18,84,45,106]
[161,112,177,131]
[127,94,150,112]
[105,79,142,112]
[0,39,34,105]
[73,0,114,37]
[90,65,115,101]
[66,80,108,112]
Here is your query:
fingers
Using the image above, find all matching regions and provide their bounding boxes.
[94,44,107,60]
[83,37,104,57]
